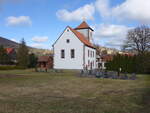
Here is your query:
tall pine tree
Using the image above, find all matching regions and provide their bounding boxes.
[17,39,29,68]
[28,53,37,68]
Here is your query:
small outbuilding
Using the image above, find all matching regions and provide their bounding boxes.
[37,56,53,69]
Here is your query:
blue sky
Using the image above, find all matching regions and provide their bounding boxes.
[0,0,150,49]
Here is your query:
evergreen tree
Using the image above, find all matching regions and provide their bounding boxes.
[136,52,150,74]
[106,53,150,74]
[143,52,150,74]
[17,39,29,68]
[106,54,136,73]
[28,53,37,68]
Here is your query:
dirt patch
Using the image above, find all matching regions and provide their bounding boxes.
[0,74,25,78]
[101,89,130,95]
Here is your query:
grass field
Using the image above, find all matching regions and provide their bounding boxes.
[0,69,149,113]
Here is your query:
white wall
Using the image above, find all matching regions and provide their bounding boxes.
[96,58,106,70]
[77,29,93,43]
[54,27,84,69]
[84,46,96,70]
[76,29,89,40]
[89,29,93,43]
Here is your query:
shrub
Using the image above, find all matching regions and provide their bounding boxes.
[106,53,150,74]
[0,65,26,70]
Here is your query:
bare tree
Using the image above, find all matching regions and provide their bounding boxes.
[123,25,150,54]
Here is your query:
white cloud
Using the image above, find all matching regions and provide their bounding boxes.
[95,0,110,17]
[95,0,150,24]
[31,43,44,48]
[104,38,126,48]
[32,36,49,43]
[11,38,18,43]
[93,24,130,48]
[6,16,32,26]
[112,0,150,24]
[56,0,150,23]
[56,3,95,21]
[94,24,129,38]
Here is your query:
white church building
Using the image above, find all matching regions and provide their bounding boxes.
[53,21,96,70]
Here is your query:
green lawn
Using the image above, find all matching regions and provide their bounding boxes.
[0,69,149,113]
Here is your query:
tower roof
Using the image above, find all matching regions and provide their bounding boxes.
[69,27,95,49]
[75,21,94,31]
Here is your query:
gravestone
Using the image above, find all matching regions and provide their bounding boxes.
[88,70,92,75]
[80,70,84,76]
[95,71,103,78]
[130,73,136,80]
[124,73,128,80]
[103,71,109,78]
[83,70,88,76]
[112,71,118,79]
[95,72,101,78]
[120,74,125,79]
[107,71,114,78]
[91,70,96,75]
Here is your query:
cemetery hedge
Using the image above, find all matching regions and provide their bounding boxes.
[106,53,150,74]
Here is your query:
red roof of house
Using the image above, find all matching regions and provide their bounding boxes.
[75,21,94,31]
[122,53,135,57]
[69,27,95,49]
[6,48,14,54]
[101,53,135,62]
[101,55,113,62]
[38,56,52,62]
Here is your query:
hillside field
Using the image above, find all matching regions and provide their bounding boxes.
[0,69,149,113]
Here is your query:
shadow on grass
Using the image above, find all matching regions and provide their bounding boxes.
[137,76,150,113]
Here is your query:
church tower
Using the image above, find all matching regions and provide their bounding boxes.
[74,21,94,43]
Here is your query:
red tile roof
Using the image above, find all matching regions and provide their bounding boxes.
[75,21,94,31]
[101,53,135,62]
[38,56,51,62]
[101,55,113,62]
[69,27,95,49]
[122,53,135,57]
[6,48,14,54]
